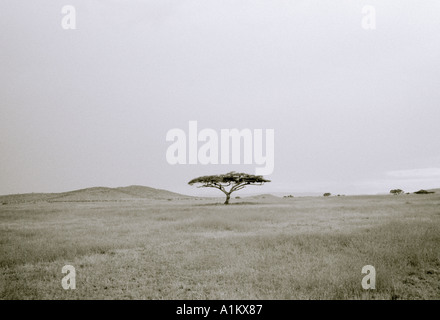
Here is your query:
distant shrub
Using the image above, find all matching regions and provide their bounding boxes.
[390,189,404,195]
[323,193,331,197]
[235,196,241,199]
[283,195,294,198]
[414,189,435,194]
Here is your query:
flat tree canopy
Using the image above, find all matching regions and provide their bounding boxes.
[414,189,435,194]
[188,171,271,204]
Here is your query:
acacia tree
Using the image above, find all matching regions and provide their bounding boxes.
[390,189,404,195]
[188,172,271,204]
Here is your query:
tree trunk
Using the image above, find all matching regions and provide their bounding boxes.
[224,193,231,205]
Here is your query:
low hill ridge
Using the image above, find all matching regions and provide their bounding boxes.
[0,185,191,204]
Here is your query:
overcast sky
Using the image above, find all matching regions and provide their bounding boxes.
[1,0,440,196]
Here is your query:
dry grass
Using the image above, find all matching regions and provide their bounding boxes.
[1,194,439,299]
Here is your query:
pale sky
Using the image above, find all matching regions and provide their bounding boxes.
[1,0,440,196]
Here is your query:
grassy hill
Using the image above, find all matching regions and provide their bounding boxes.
[115,185,185,199]
[0,185,191,204]
[241,193,281,201]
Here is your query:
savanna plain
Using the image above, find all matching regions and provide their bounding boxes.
[1,191,439,300]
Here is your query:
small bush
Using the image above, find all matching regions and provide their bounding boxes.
[414,189,435,194]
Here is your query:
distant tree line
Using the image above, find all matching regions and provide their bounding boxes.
[390,189,435,195]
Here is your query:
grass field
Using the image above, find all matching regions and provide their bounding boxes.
[1,193,439,299]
